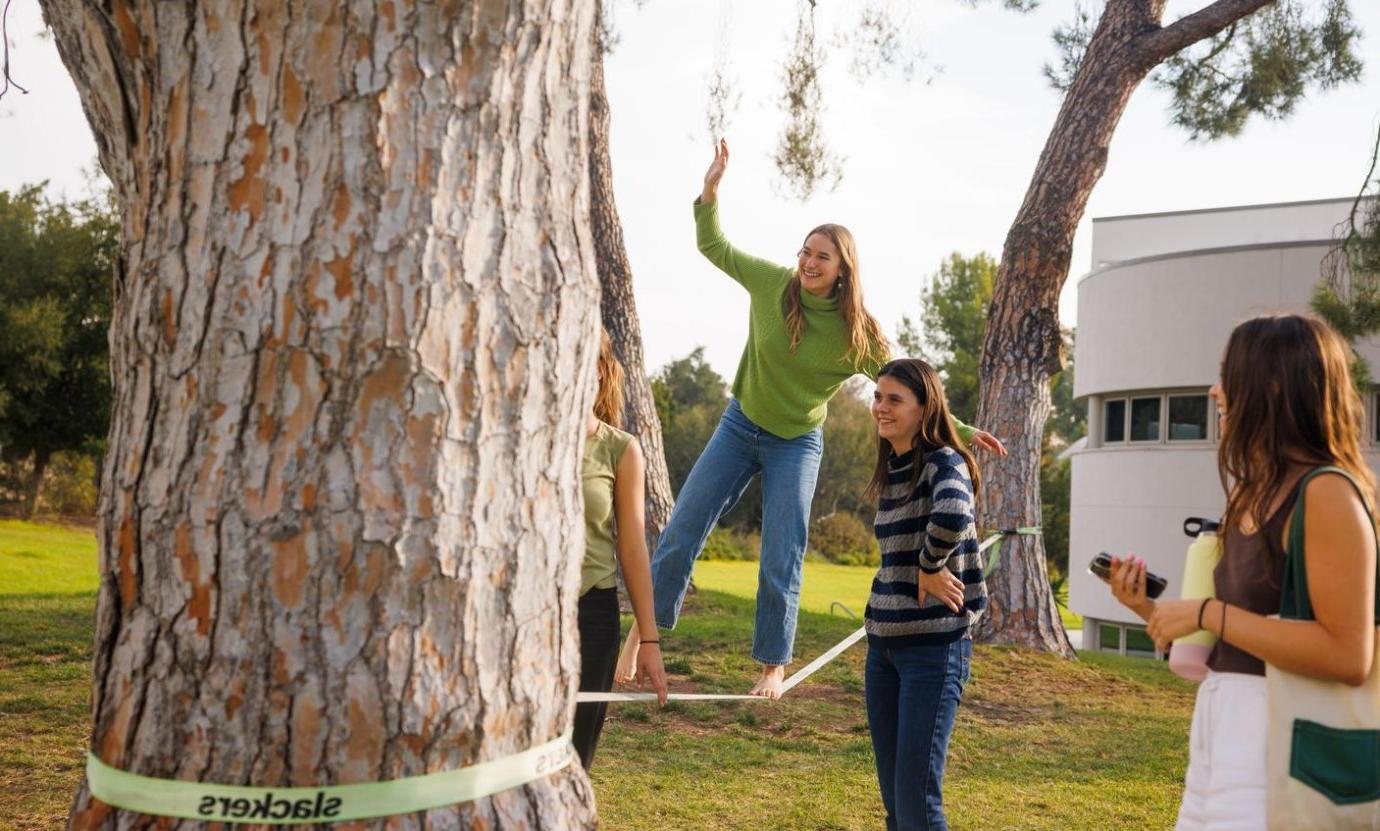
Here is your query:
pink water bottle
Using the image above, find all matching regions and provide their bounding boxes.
[1168,517,1221,682]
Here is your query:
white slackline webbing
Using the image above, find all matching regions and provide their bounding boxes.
[576,531,1013,704]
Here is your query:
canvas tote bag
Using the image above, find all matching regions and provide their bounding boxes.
[1266,466,1380,830]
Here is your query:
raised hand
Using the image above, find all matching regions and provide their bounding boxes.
[701,138,728,203]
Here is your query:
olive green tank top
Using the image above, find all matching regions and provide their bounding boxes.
[582,421,634,595]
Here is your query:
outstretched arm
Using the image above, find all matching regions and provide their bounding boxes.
[693,140,791,295]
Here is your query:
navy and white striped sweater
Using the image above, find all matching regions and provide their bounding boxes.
[865,445,986,647]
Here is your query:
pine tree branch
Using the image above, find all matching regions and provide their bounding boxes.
[1137,0,1274,64]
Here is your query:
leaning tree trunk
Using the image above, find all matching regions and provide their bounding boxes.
[43,1,600,828]
[974,0,1271,655]
[588,19,674,554]
[24,447,51,519]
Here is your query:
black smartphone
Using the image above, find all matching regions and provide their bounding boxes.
[1089,552,1168,599]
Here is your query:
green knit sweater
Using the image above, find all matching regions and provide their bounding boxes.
[694,200,975,441]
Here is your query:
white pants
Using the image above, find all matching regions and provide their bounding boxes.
[1175,671,1268,831]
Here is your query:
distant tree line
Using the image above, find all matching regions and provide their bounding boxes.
[0,185,115,518]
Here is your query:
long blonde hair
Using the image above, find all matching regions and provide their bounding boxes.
[1218,314,1376,537]
[593,328,625,428]
[782,223,889,368]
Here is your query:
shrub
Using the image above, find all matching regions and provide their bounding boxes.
[40,451,99,517]
[809,512,879,566]
[699,526,761,561]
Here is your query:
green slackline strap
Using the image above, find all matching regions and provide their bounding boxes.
[982,526,1043,577]
[86,730,574,825]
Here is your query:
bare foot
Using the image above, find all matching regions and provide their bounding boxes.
[748,664,786,699]
[614,627,640,684]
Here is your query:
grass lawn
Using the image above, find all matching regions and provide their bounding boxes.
[1,521,1193,830]
[694,559,875,619]
[0,520,100,831]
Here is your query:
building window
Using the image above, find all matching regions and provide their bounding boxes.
[1104,399,1126,443]
[1129,397,1160,442]
[1093,620,1161,658]
[1168,395,1209,441]
[1099,623,1121,651]
[1125,627,1158,657]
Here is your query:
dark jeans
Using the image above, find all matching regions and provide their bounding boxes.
[573,587,621,770]
[865,638,972,831]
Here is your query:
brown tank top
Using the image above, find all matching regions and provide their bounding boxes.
[1206,479,1305,676]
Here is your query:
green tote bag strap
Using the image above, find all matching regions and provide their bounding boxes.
[1280,465,1380,622]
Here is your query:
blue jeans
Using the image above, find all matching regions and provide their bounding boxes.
[651,399,823,665]
[865,638,972,831]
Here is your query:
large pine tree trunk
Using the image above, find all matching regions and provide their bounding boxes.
[42,1,600,828]
[588,20,674,553]
[974,0,1269,654]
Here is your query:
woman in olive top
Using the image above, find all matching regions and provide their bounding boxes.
[627,139,1005,698]
[574,331,667,769]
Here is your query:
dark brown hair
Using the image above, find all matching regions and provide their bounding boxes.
[1218,314,1376,535]
[866,358,979,500]
[782,223,889,369]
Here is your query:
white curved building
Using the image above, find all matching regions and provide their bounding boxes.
[1069,196,1380,655]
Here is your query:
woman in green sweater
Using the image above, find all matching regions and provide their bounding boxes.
[632,140,1005,698]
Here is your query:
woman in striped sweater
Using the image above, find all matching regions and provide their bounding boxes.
[865,358,985,831]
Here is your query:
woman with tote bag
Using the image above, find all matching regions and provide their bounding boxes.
[1107,314,1380,830]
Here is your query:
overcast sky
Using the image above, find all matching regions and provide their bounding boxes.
[3,0,1378,384]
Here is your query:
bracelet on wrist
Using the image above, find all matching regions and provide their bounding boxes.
[640,639,660,645]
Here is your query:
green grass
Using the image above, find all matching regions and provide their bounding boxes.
[0,519,100,596]
[0,521,1195,830]
[693,559,875,619]
[0,520,99,830]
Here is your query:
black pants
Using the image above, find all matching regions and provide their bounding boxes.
[573,586,621,770]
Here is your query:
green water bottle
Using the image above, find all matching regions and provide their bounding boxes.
[1168,517,1221,682]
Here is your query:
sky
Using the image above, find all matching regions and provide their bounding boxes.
[3,0,1378,383]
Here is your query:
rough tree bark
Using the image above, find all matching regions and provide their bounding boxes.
[42,1,601,828]
[975,0,1272,655]
[588,16,674,554]
[23,448,51,519]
